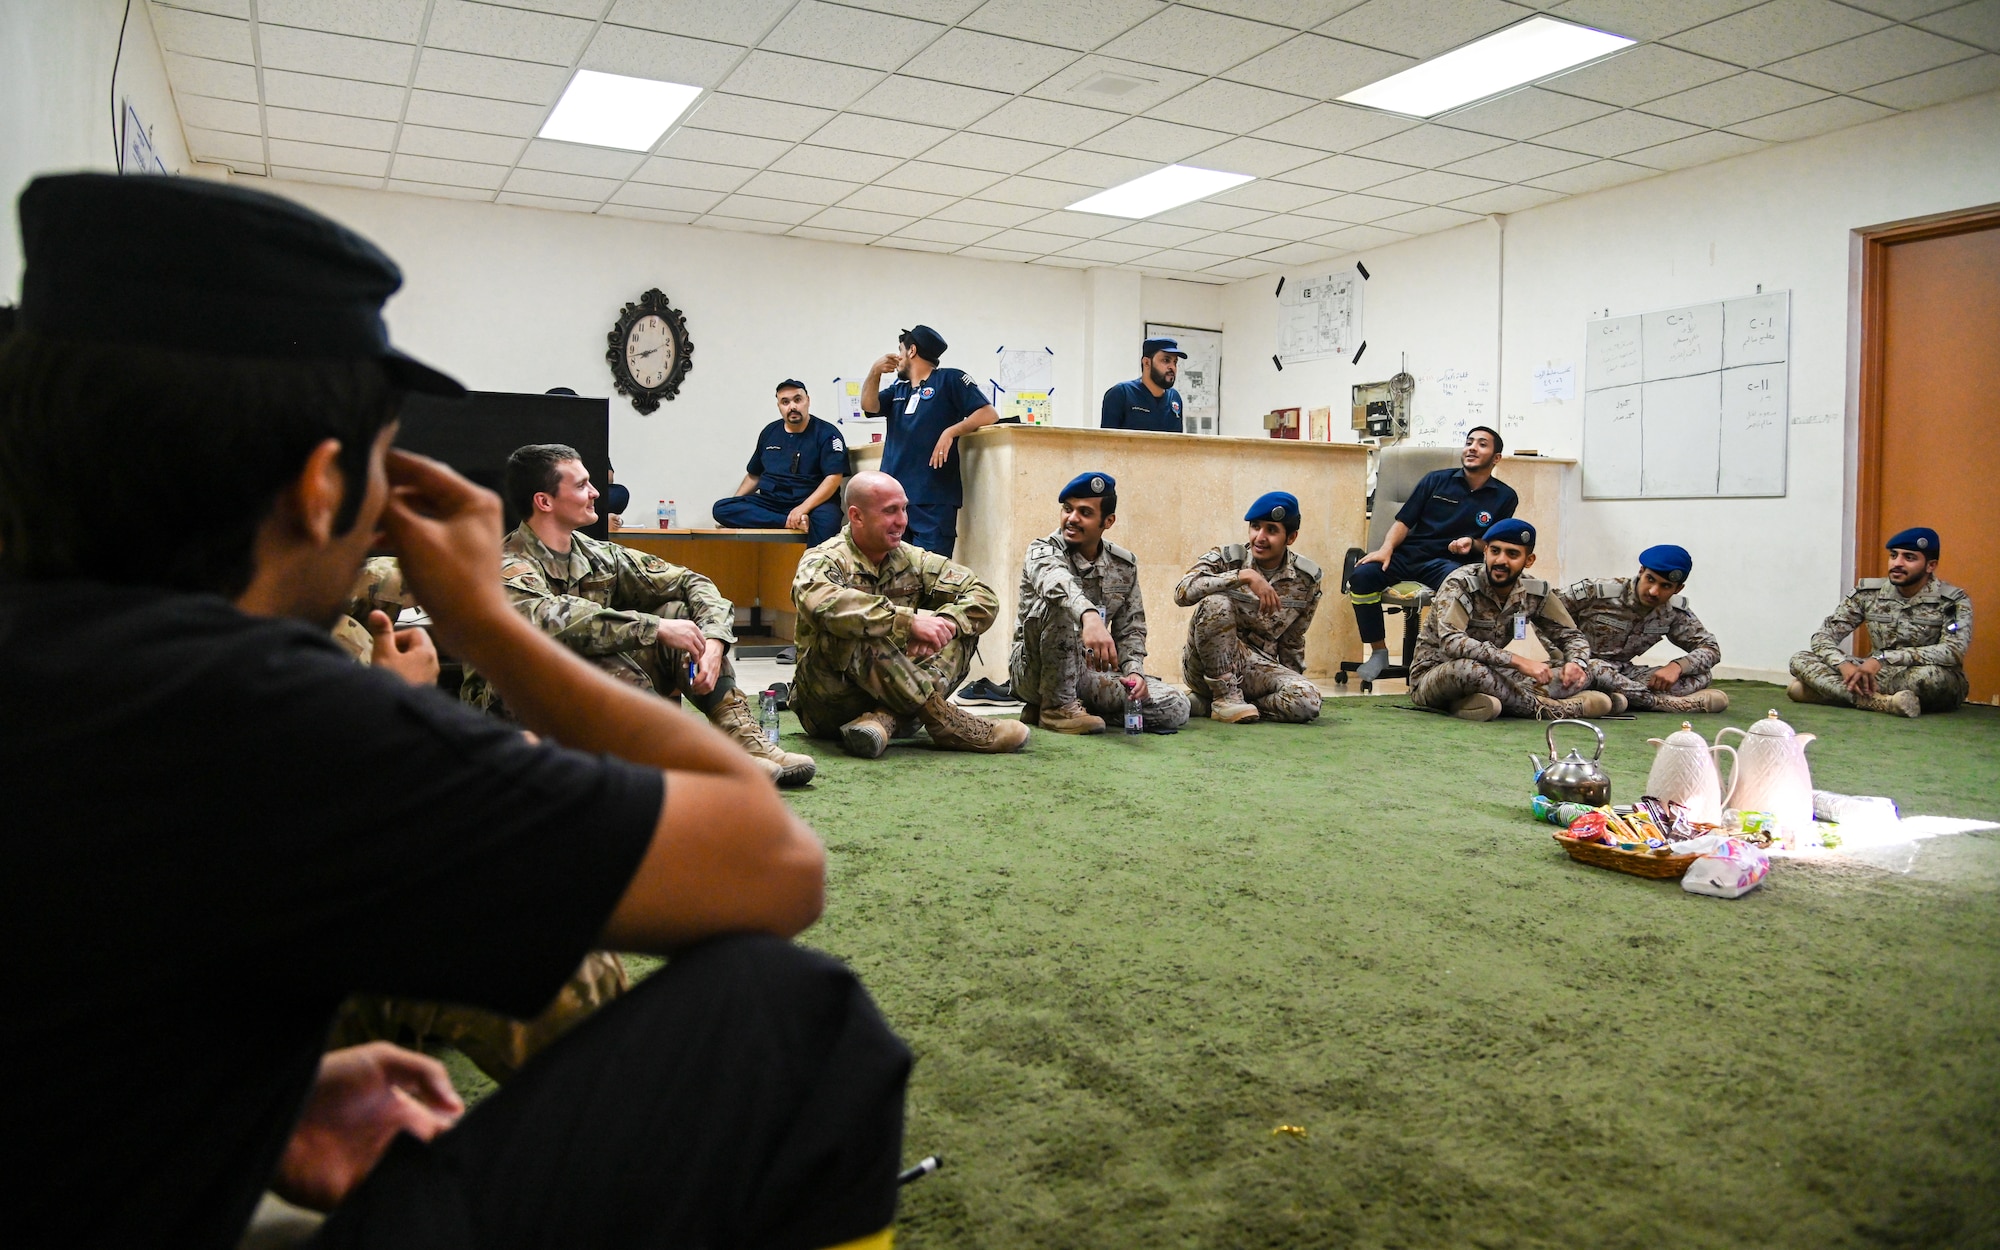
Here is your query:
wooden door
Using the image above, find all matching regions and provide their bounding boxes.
[1859,207,2000,704]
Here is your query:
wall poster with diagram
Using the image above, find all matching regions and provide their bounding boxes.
[1146,322,1221,435]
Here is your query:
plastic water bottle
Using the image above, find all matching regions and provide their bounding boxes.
[656,499,668,530]
[1124,679,1143,735]
[760,689,781,745]
[666,499,679,527]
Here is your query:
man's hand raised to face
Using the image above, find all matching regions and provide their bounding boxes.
[907,612,956,659]
[378,451,511,655]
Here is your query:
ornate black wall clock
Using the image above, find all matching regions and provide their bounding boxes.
[606,287,693,414]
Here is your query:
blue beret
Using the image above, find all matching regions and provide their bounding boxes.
[1638,543,1692,581]
[1245,491,1299,524]
[1142,336,1187,359]
[1060,471,1115,502]
[1484,518,1536,549]
[899,324,947,361]
[1886,526,1939,556]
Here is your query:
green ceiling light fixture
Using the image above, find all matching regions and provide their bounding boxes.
[1338,16,1635,119]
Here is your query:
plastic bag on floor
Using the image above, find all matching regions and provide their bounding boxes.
[1681,837,1769,899]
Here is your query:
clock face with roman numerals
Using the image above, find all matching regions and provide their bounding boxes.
[605,288,693,415]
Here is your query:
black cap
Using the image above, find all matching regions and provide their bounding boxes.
[601,483,631,515]
[17,173,463,396]
[899,324,947,362]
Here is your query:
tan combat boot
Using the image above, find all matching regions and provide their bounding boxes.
[1606,692,1629,715]
[919,690,1030,752]
[709,688,816,787]
[1205,674,1260,723]
[839,708,898,759]
[1537,690,1614,719]
[1649,689,1730,714]
[1451,693,1503,722]
[1787,680,1827,704]
[1038,699,1105,734]
[1856,689,1921,718]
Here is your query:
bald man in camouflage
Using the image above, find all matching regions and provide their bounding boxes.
[1790,526,1972,718]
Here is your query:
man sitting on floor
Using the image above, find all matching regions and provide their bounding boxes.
[1010,471,1190,734]
[1561,544,1729,714]
[1789,526,1972,717]
[463,442,815,786]
[791,470,1029,758]
[1175,491,1324,725]
[712,378,848,546]
[1408,519,1614,722]
[0,172,907,1250]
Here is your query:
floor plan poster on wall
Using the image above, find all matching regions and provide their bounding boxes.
[1275,269,1362,364]
[1147,322,1221,435]
[1582,291,1789,499]
[992,347,1054,424]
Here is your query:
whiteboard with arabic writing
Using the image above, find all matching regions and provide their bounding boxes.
[1582,291,1789,498]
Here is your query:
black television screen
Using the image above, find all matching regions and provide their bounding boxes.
[395,390,612,541]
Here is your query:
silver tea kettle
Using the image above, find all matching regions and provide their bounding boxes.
[1530,719,1611,806]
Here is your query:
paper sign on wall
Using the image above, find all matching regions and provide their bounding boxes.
[1531,362,1575,403]
[993,347,1055,425]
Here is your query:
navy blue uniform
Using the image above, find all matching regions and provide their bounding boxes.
[1100,379,1185,432]
[712,415,848,546]
[878,366,989,558]
[1350,467,1518,644]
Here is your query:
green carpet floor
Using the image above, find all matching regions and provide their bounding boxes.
[783,681,1998,1249]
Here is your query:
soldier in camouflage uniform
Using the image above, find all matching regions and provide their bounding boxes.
[1790,526,1972,717]
[792,470,1029,758]
[462,444,815,786]
[1009,471,1190,734]
[1174,491,1324,724]
[1409,519,1614,721]
[329,555,419,664]
[1560,543,1729,714]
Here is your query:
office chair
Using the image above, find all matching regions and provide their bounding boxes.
[1336,445,1463,692]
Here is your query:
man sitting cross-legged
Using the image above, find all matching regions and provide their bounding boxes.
[1174,491,1324,725]
[1789,526,1972,718]
[1409,519,1614,721]
[1560,543,1729,714]
[1009,470,1190,734]
[791,470,1029,758]
[462,443,815,786]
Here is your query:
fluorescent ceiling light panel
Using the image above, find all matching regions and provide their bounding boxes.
[1338,16,1634,118]
[1068,165,1254,218]
[539,70,701,151]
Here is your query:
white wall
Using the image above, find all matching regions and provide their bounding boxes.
[1220,90,2000,678]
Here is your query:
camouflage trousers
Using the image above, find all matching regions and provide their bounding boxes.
[1009,609,1190,730]
[792,631,975,738]
[329,950,629,1085]
[1181,597,1322,723]
[1789,651,1967,713]
[1584,657,1712,710]
[1410,657,1586,717]
[464,602,734,717]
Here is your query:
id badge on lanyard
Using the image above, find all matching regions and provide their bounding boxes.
[1514,613,1527,640]
[904,391,920,415]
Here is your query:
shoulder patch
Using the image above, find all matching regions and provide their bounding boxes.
[1293,555,1322,581]
[1858,577,1886,590]
[1220,544,1248,564]
[937,565,972,588]
[1670,594,1688,609]
[1103,540,1137,565]
[1593,578,1626,600]
[1521,576,1549,595]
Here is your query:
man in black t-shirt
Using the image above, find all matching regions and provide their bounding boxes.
[712,378,848,545]
[0,175,907,1250]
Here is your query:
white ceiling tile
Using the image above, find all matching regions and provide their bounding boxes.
[1622,128,1768,169]
[1442,86,1615,139]
[259,25,414,85]
[907,29,1080,93]
[631,156,755,190]
[1209,178,1329,210]
[392,153,512,187]
[808,206,920,232]
[176,94,263,134]
[842,184,959,214]
[982,228,1077,252]
[605,0,794,44]
[970,97,1125,145]
[414,48,570,104]
[263,69,408,118]
[600,204,700,223]
[1028,253,1103,267]
[1058,238,1157,262]
[1663,0,1891,66]
[495,190,601,211]
[582,27,745,87]
[388,178,498,201]
[1918,0,2000,51]
[809,114,957,157]
[608,182,727,212]
[266,106,398,149]
[1526,157,1656,192]
[184,127,266,163]
[1023,149,1156,185]
[1443,183,1567,213]
[687,94,834,142]
[894,218,1004,244]
[1350,123,1507,165]
[1279,152,1418,190]
[517,139,648,177]
[1439,140,1590,180]
[1150,200,1271,229]
[1367,169,1503,203]
[1316,0,1523,57]
[1250,101,1416,149]
[402,89,545,134]
[695,214,795,234]
[878,236,966,252]
[1311,222,1412,252]
[1256,240,1345,265]
[152,7,254,62]
[487,3,612,17]
[1548,0,1766,41]
[1188,136,1326,176]
[1535,109,1703,156]
[849,76,1010,127]
[505,168,620,199]
[738,170,864,204]
[1102,220,1210,246]
[933,198,1045,225]
[1764,25,1979,91]
[764,1,944,70]
[1299,190,1421,221]
[1855,51,2000,107]
[1030,55,1204,113]
[962,0,1165,49]
[1728,94,1897,139]
[773,145,903,181]
[164,53,260,101]
[1199,0,1375,27]
[922,130,1063,172]
[708,194,821,223]
[792,225,888,244]
[1638,71,1827,126]
[979,176,1100,208]
[155,0,250,15]
[877,161,1004,195]
[1204,256,1286,278]
[1079,117,1232,161]
[257,0,427,42]
[275,166,386,189]
[268,138,392,175]
[959,244,1043,261]
[426,1,592,65]
[1236,212,1343,240]
[1100,6,1294,74]
[1145,79,1315,130]
[723,52,884,109]
[1223,34,1414,99]
[1018,209,1127,236]
[1373,204,1485,234]
[657,127,791,167]
[1178,230,1261,255]
[1543,44,1739,106]
[1133,247,1227,270]
[1842,0,1963,17]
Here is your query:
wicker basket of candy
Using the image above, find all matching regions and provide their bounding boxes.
[1546,797,1710,880]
